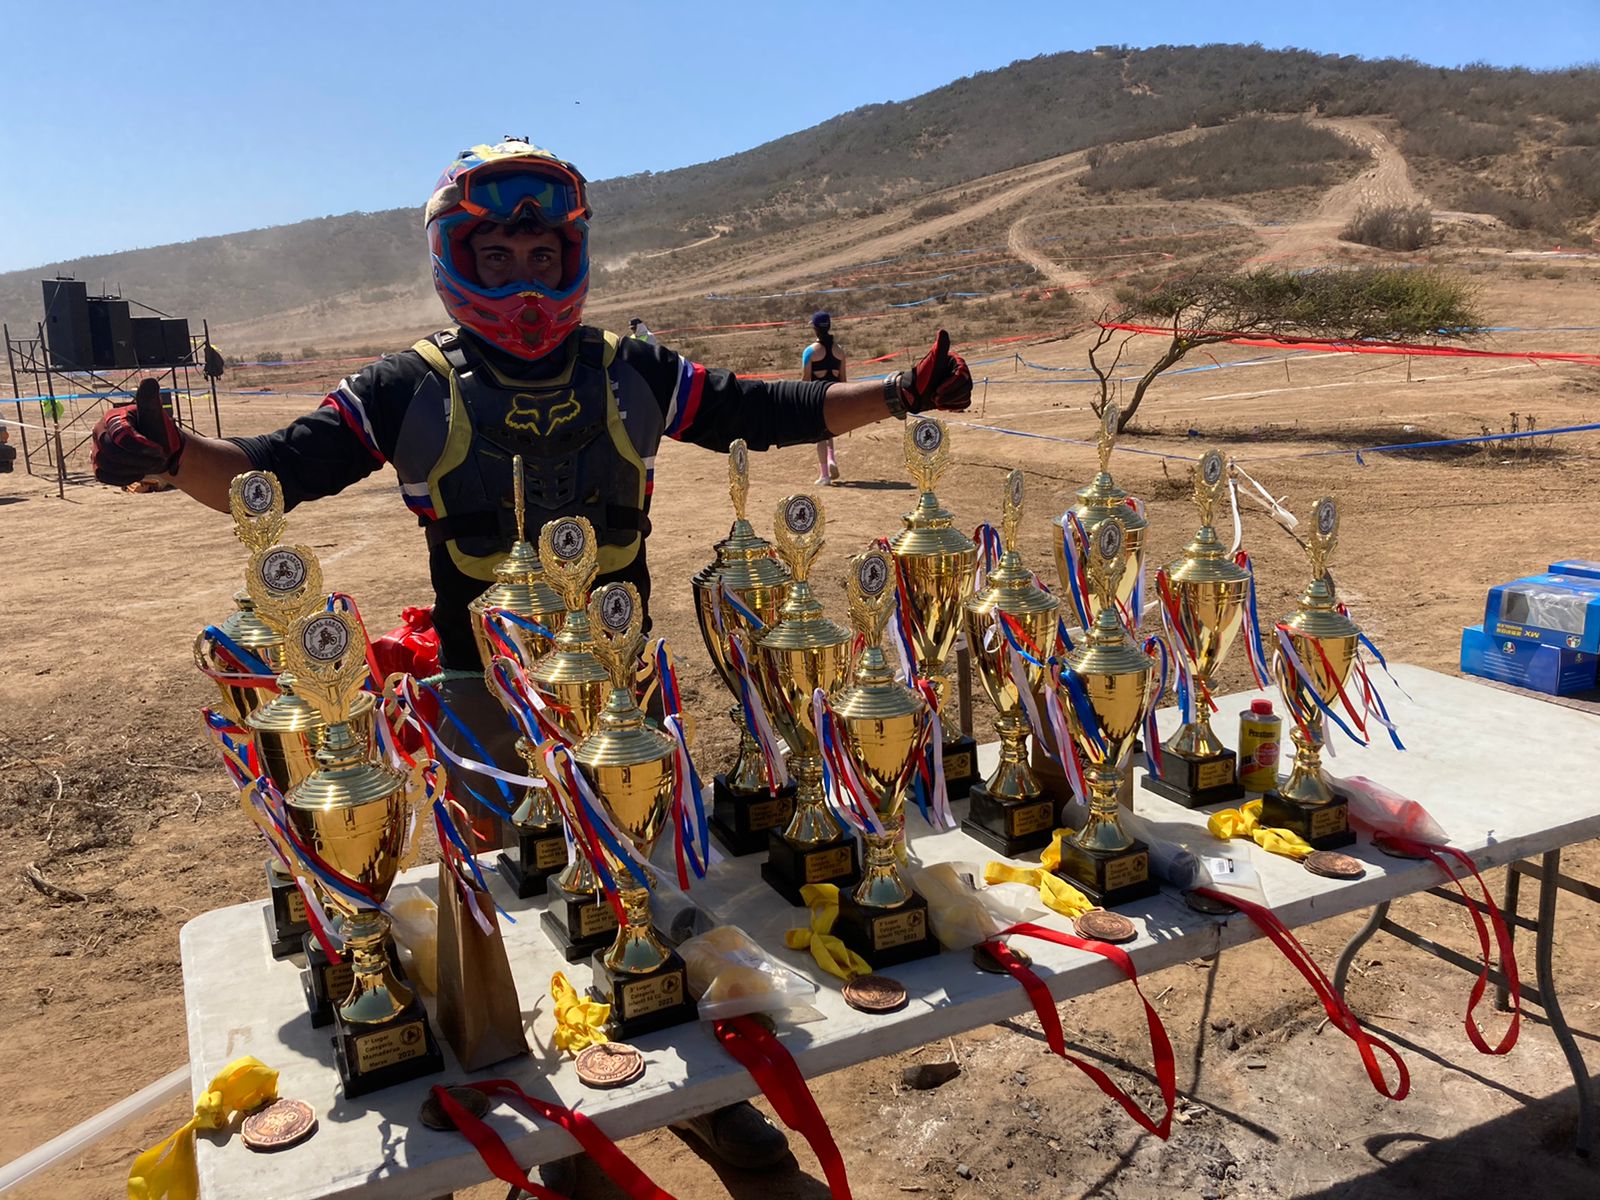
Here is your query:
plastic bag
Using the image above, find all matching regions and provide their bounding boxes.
[1118,810,1265,903]
[1337,775,1449,844]
[910,861,1047,949]
[679,925,818,1022]
[387,885,439,996]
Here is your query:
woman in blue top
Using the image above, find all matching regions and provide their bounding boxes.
[801,310,845,484]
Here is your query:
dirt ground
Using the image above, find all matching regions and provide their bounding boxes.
[3,122,1599,1199]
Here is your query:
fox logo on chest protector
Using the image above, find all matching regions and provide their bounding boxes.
[506,390,582,437]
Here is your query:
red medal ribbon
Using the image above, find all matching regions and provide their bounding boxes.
[1190,889,1410,1099]
[981,922,1177,1139]
[713,1015,853,1200]
[1372,835,1521,1055]
[433,1079,679,1200]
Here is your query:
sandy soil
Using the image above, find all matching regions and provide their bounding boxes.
[2,136,1599,1200]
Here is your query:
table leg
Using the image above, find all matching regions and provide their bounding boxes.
[1496,860,1524,1012]
[1533,850,1594,1157]
[1332,901,1390,997]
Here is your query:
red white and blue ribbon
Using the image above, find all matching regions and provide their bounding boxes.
[1233,551,1272,689]
[1058,662,1108,763]
[1124,497,1147,622]
[972,523,1002,593]
[812,687,885,835]
[196,626,281,690]
[326,592,384,690]
[728,633,789,791]
[1156,568,1212,727]
[540,743,648,921]
[911,679,957,830]
[249,774,389,916]
[1043,676,1090,804]
[383,673,530,820]
[652,636,715,887]
[887,581,920,685]
[201,707,260,790]
[993,615,1049,754]
[1058,516,1093,630]
[1141,634,1171,780]
[1272,626,1362,752]
[482,606,556,667]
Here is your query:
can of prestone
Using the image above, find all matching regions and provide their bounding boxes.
[1238,699,1282,793]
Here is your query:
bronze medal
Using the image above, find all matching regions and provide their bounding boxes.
[972,942,1032,974]
[418,1085,490,1132]
[575,1042,645,1089]
[241,1098,317,1152]
[1184,890,1235,916]
[1303,850,1366,880]
[1074,909,1138,944]
[842,973,908,1014]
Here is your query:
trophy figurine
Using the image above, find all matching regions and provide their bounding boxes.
[1055,517,1160,907]
[1258,498,1359,849]
[1055,402,1148,626]
[692,439,798,855]
[830,550,941,968]
[755,494,862,905]
[472,461,569,897]
[529,516,621,957]
[578,583,699,1039]
[889,416,980,801]
[1141,449,1251,808]
[283,609,443,1098]
[961,470,1061,856]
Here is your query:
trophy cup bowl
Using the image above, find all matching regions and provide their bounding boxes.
[576,582,699,1039]
[830,550,941,968]
[1142,450,1251,809]
[755,493,861,904]
[282,609,443,1098]
[527,515,621,957]
[1055,516,1160,908]
[961,470,1062,856]
[469,454,566,669]
[693,440,798,856]
[1258,497,1360,849]
[890,416,980,801]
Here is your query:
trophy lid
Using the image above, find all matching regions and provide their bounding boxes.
[833,550,925,720]
[247,686,376,734]
[1072,403,1148,529]
[760,493,851,652]
[216,600,284,657]
[577,582,675,765]
[1168,449,1250,587]
[709,441,794,592]
[972,470,1059,617]
[470,455,564,626]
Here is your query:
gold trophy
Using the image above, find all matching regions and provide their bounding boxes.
[576,582,698,1038]
[529,515,621,958]
[755,494,861,904]
[196,470,289,725]
[692,439,797,855]
[472,459,570,898]
[282,609,443,1097]
[961,470,1061,855]
[1141,449,1250,808]
[830,549,940,968]
[1055,517,1159,907]
[1258,497,1359,849]
[1055,402,1148,624]
[889,416,980,800]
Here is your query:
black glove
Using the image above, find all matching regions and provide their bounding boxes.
[91,378,184,486]
[895,329,972,413]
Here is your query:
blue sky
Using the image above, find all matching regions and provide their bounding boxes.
[1,1,1594,272]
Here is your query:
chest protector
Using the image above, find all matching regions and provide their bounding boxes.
[397,326,660,583]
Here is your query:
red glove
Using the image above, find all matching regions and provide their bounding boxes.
[91,379,184,486]
[896,330,972,413]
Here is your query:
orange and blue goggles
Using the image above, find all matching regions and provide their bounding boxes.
[456,160,590,226]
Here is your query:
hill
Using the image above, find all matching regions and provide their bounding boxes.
[1,44,1596,349]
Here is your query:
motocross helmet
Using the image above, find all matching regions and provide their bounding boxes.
[425,139,591,360]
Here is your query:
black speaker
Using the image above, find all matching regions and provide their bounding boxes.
[42,279,92,370]
[160,318,193,365]
[132,317,167,366]
[87,298,137,369]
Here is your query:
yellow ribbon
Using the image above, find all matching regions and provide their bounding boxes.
[551,970,611,1054]
[1208,798,1313,860]
[983,829,1095,919]
[785,883,872,980]
[127,1057,278,1200]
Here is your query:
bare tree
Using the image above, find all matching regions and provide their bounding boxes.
[1091,267,1484,430]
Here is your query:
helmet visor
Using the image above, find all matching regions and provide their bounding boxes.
[457,160,589,226]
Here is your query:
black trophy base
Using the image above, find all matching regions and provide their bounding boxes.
[591,947,698,1041]
[334,995,444,1099]
[1257,791,1357,850]
[1054,837,1159,909]
[496,824,568,899]
[941,734,981,804]
[760,829,860,907]
[709,776,797,857]
[265,860,310,960]
[540,886,621,963]
[303,934,403,1028]
[833,890,941,969]
[961,783,1055,857]
[1140,748,1245,810]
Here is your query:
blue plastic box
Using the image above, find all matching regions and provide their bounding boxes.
[1460,624,1598,695]
[1483,573,1600,653]
[1548,560,1600,582]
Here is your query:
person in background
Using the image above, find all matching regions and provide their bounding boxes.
[801,311,843,485]
[626,316,656,344]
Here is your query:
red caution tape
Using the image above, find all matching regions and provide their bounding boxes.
[1100,323,1600,366]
